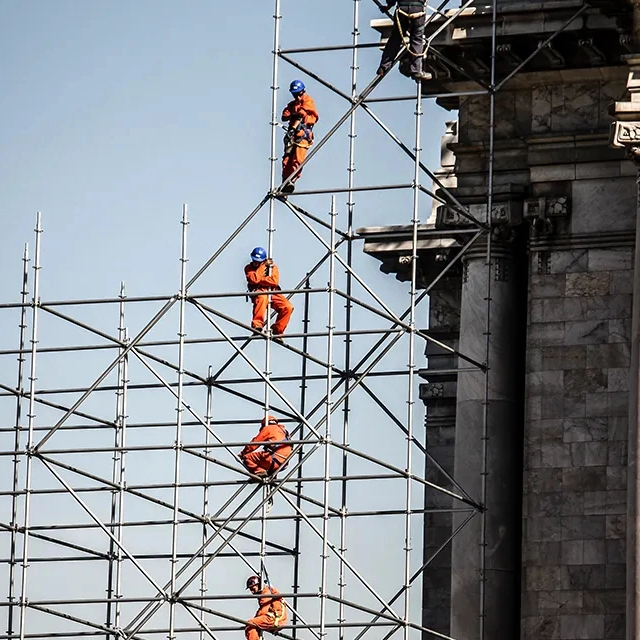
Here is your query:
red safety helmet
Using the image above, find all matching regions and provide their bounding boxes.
[261,415,278,428]
[246,575,261,590]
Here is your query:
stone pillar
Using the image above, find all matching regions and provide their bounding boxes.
[450,241,520,640]
[611,53,640,640]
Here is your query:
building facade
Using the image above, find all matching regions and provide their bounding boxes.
[363,1,638,638]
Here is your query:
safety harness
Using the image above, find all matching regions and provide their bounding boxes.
[263,423,291,474]
[284,118,314,155]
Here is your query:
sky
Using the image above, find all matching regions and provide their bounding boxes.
[0,2,458,638]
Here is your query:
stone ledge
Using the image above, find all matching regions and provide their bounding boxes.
[530,230,635,252]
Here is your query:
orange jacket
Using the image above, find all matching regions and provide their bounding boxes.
[245,262,280,292]
[282,94,319,126]
[241,422,291,458]
[255,586,287,622]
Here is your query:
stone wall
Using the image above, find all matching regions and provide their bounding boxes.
[522,240,635,639]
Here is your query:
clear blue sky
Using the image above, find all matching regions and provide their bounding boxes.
[0,1,456,636]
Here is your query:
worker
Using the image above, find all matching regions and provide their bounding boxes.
[245,247,294,338]
[239,415,292,478]
[376,1,432,82]
[245,575,288,640]
[281,79,319,194]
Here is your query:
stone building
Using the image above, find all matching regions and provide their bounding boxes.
[362,1,639,639]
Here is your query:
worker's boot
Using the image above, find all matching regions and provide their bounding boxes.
[281,183,295,194]
[413,71,433,82]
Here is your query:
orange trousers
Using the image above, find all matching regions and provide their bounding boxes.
[245,615,283,640]
[242,451,291,476]
[282,143,311,183]
[251,293,293,335]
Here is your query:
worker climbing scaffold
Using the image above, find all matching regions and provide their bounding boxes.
[245,575,288,640]
[281,79,319,194]
[377,0,432,81]
[239,415,293,479]
[245,247,294,339]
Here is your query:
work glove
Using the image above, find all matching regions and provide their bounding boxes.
[379,2,393,12]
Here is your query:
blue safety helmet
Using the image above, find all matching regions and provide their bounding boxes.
[289,79,305,95]
[251,247,267,262]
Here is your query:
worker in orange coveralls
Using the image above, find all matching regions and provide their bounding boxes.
[245,575,288,640]
[239,415,292,478]
[280,79,319,194]
[244,247,293,338]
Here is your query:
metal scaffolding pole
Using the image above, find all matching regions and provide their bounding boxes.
[18,215,42,640]
[7,244,29,640]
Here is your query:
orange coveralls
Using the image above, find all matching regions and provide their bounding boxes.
[245,586,287,640]
[244,262,293,335]
[240,421,293,476]
[281,93,319,184]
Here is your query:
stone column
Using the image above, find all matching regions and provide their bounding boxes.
[450,240,520,640]
[611,53,640,640]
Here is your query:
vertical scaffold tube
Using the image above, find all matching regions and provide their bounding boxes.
[114,310,129,634]
[480,1,498,638]
[19,213,42,640]
[339,2,360,635]
[200,366,213,640]
[106,282,127,639]
[403,82,422,640]
[292,275,312,639]
[320,197,337,640]
[264,0,282,419]
[8,244,29,640]
[168,205,189,640]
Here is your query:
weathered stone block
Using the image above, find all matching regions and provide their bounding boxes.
[587,343,631,368]
[526,394,542,421]
[584,442,608,466]
[562,466,607,492]
[548,249,588,274]
[584,491,607,516]
[529,322,565,346]
[607,441,628,466]
[608,368,630,392]
[561,492,584,517]
[561,515,605,541]
[605,564,625,590]
[561,565,605,590]
[610,270,633,295]
[606,466,627,491]
[583,539,606,564]
[524,541,562,566]
[528,370,565,396]
[525,566,562,591]
[609,318,631,344]
[564,394,586,418]
[605,491,626,515]
[561,540,583,565]
[571,177,636,234]
[565,369,608,395]
[560,614,605,639]
[522,614,560,640]
[564,321,608,346]
[541,394,565,419]
[526,468,563,493]
[569,442,585,466]
[608,417,628,441]
[529,493,563,518]
[608,392,629,417]
[563,417,607,442]
[566,272,610,297]
[585,392,609,417]
[604,613,625,639]
[540,345,587,371]
[527,516,562,543]
[583,591,625,614]
[541,443,572,468]
[528,419,563,444]
[530,274,566,298]
[606,514,626,539]
[537,590,582,613]
[606,539,625,564]
[588,248,633,272]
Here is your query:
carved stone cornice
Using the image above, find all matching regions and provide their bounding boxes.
[523,195,571,238]
[610,55,640,165]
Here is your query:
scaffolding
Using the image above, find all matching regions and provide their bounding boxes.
[0,0,596,639]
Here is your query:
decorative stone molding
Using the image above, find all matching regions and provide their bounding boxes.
[436,200,523,229]
[610,54,640,165]
[611,121,640,162]
[523,196,571,238]
[421,382,444,399]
